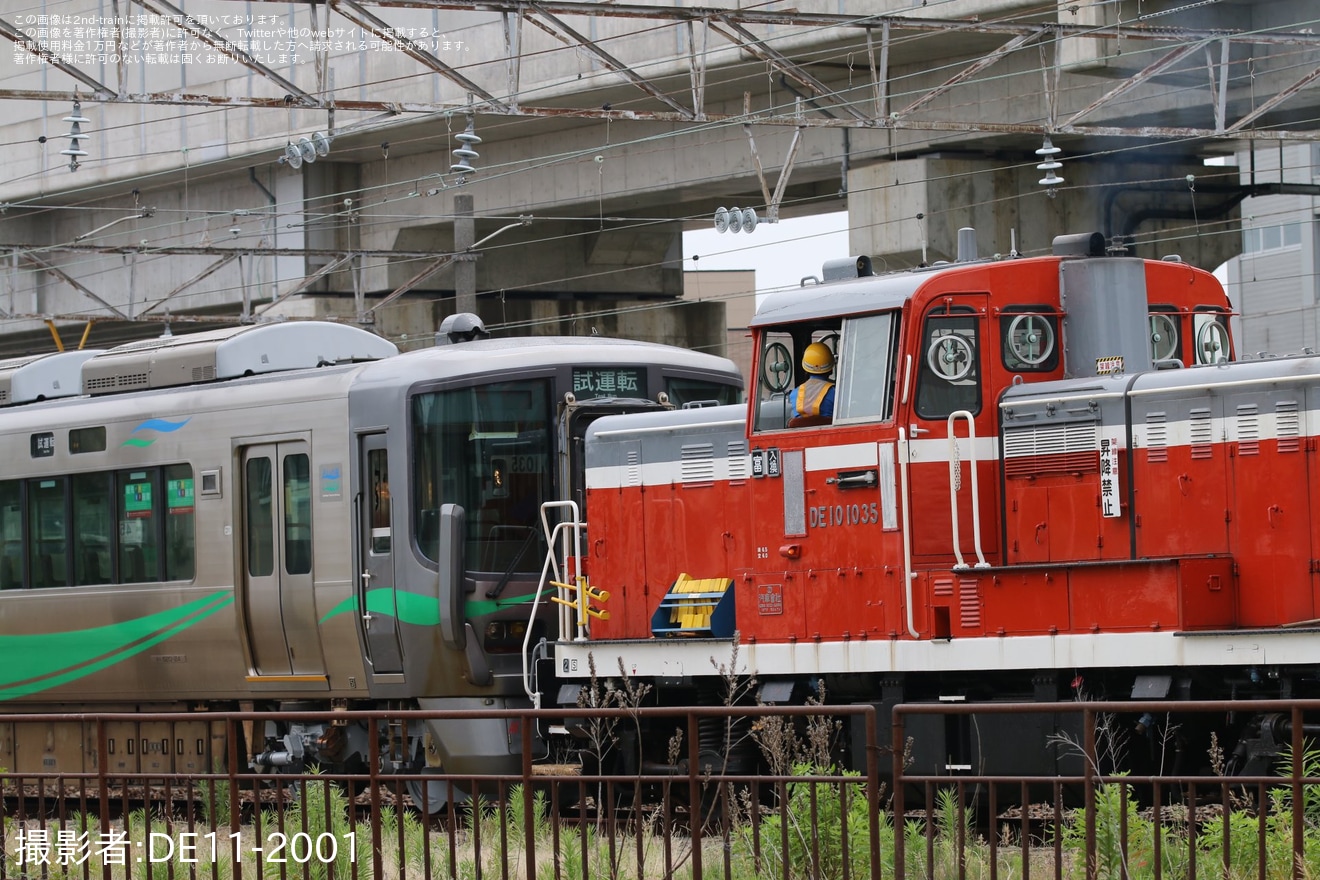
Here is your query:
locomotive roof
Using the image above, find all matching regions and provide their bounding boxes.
[750,266,933,328]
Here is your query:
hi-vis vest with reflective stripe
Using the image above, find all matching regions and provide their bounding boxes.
[794,377,833,417]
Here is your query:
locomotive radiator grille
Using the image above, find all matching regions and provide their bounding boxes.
[959,577,981,628]
[680,442,715,486]
[727,440,748,481]
[1235,404,1259,456]
[1002,420,1099,477]
[1145,412,1168,462]
[1277,400,1301,452]
[1190,408,1214,459]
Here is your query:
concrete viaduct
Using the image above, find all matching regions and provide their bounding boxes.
[0,0,1317,356]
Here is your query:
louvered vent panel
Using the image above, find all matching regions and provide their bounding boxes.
[0,390,8,403]
[1145,412,1168,463]
[933,576,954,597]
[1190,408,1214,460]
[681,443,715,486]
[727,440,748,482]
[959,578,981,629]
[1002,421,1099,476]
[1277,400,1301,453]
[625,450,642,487]
[1236,403,1259,456]
[191,365,216,383]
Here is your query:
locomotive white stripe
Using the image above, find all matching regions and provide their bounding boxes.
[555,629,1293,681]
[586,438,1005,490]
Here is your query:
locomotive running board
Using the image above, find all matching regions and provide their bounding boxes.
[555,627,1320,680]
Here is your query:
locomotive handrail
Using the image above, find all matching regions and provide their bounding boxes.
[898,427,919,639]
[946,410,989,569]
[521,501,586,708]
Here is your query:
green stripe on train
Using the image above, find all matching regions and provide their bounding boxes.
[319,587,548,625]
[0,590,233,700]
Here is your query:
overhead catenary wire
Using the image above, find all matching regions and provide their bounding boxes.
[0,0,1314,343]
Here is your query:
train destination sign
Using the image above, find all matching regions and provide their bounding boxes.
[572,367,644,397]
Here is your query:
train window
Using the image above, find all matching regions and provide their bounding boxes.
[1148,306,1182,363]
[1000,307,1059,372]
[28,477,68,588]
[412,379,552,572]
[118,470,160,583]
[368,449,391,555]
[164,465,195,582]
[72,473,112,586]
[1193,308,1231,364]
[245,459,274,579]
[665,377,739,408]
[834,312,900,423]
[69,427,106,454]
[754,329,840,432]
[283,454,312,575]
[916,307,981,419]
[0,481,20,590]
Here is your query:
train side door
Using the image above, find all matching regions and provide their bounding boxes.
[356,433,404,674]
[240,441,326,677]
[905,297,991,563]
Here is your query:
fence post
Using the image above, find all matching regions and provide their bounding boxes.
[1084,707,1097,880]
[523,714,536,880]
[892,706,905,880]
[866,707,882,880]
[688,711,702,879]
[1293,703,1304,880]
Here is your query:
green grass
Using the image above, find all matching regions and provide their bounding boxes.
[6,768,1320,880]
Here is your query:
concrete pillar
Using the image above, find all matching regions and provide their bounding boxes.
[848,155,1242,271]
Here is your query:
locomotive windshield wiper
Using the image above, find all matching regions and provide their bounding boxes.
[486,527,540,599]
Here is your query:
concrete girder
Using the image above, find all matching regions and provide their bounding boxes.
[848,155,1245,270]
[17,252,129,320]
[138,252,240,316]
[329,0,510,111]
[133,0,318,106]
[0,18,113,97]
[0,0,1317,355]
[528,4,694,119]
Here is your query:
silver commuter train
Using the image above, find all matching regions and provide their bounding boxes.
[0,317,742,789]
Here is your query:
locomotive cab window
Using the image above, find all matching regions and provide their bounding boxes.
[1000,306,1059,372]
[754,326,840,431]
[834,312,901,424]
[916,306,981,419]
[1148,305,1182,364]
[1192,307,1231,364]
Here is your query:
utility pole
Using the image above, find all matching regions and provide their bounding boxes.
[454,194,476,315]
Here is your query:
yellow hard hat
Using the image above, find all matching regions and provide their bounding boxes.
[802,342,835,375]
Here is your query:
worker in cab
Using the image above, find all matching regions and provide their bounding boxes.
[789,342,835,427]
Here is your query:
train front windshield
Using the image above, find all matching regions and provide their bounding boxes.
[412,379,553,574]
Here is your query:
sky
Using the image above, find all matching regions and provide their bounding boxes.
[683,211,850,298]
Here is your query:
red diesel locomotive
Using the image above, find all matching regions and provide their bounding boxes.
[545,230,1317,779]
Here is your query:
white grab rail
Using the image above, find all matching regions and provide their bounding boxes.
[946,410,988,569]
[520,501,585,707]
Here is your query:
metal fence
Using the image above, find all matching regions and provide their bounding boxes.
[0,701,1315,879]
